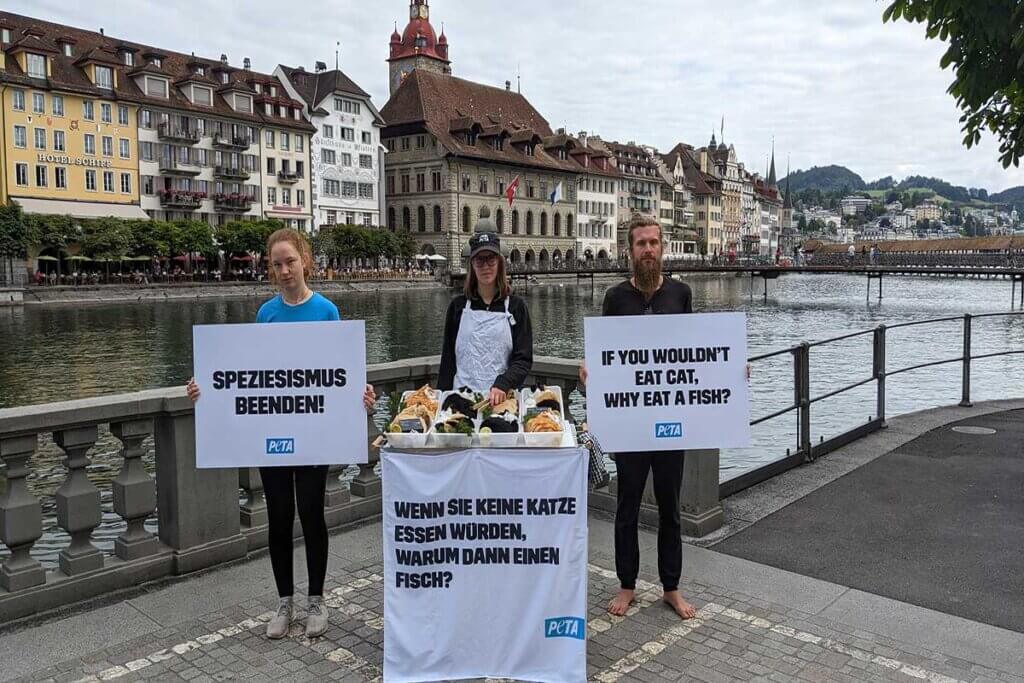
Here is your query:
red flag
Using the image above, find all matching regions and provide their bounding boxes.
[506,175,520,207]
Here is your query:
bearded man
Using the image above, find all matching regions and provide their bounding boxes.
[580,213,696,620]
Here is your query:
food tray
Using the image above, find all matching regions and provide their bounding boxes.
[384,388,441,449]
[520,385,567,447]
[386,430,432,449]
[476,430,523,447]
[429,431,473,449]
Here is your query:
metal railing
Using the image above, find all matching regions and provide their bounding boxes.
[722,311,1024,496]
[3,314,1023,621]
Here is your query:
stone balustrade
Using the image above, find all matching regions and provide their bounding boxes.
[0,355,722,623]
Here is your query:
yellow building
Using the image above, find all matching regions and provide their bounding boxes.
[0,20,146,218]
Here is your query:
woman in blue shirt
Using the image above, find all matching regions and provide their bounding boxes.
[188,228,375,640]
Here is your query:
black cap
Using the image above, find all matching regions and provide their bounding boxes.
[468,231,501,259]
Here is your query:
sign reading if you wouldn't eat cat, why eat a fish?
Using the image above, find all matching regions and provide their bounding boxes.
[583,312,751,452]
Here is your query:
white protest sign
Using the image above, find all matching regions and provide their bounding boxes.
[583,312,750,452]
[192,321,367,467]
[382,447,588,683]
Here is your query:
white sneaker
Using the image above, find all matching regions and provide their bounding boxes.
[266,597,293,639]
[305,596,328,638]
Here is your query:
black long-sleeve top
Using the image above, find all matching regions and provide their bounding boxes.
[437,294,533,392]
[601,278,693,316]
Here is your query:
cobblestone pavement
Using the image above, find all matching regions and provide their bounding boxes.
[9,523,1023,683]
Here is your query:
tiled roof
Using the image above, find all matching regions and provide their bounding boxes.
[278,65,370,107]
[560,134,620,178]
[380,69,579,174]
[0,10,314,132]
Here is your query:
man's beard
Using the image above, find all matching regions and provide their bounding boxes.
[633,255,662,294]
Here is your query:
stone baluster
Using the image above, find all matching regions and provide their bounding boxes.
[324,464,351,507]
[351,412,381,498]
[110,420,160,560]
[53,426,103,575]
[238,468,267,527]
[0,434,45,591]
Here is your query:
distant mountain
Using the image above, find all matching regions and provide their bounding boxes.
[779,165,866,193]
[989,186,1024,207]
[866,176,895,191]
[895,176,971,203]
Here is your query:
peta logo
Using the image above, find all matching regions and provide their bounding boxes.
[266,438,295,454]
[654,422,683,438]
[544,617,585,640]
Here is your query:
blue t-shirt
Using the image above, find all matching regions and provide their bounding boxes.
[256,292,340,323]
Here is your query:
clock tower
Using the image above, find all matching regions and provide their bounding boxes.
[388,0,451,96]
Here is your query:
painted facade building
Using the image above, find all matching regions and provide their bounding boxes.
[0,19,145,219]
[571,131,618,261]
[381,2,578,266]
[276,64,385,230]
[1,11,315,230]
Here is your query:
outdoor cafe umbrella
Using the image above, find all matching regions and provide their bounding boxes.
[36,255,58,261]
[427,254,447,261]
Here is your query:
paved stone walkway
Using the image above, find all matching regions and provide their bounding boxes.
[3,514,1022,683]
[6,400,1024,683]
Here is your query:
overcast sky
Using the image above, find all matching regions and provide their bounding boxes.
[15,0,1024,193]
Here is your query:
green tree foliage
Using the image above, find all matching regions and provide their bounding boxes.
[81,218,132,260]
[0,201,27,258]
[884,0,1024,167]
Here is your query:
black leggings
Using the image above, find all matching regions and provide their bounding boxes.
[614,451,685,592]
[259,465,330,598]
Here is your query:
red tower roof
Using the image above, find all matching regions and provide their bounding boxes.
[388,3,449,64]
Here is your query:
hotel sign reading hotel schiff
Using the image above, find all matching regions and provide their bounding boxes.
[36,153,114,168]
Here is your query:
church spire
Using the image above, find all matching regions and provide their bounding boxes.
[767,138,777,188]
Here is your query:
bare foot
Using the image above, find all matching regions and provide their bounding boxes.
[663,590,696,619]
[607,588,635,616]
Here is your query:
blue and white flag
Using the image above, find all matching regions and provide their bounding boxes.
[549,182,563,206]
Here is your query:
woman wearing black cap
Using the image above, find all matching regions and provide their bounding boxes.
[437,211,533,406]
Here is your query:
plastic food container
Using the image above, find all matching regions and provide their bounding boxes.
[386,429,432,449]
[476,428,522,448]
[520,385,566,447]
[429,431,473,449]
[385,388,440,449]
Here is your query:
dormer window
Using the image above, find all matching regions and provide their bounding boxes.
[221,72,229,84]
[145,76,168,98]
[192,85,212,106]
[558,149,568,160]
[269,85,276,97]
[492,138,503,151]
[525,144,534,157]
[254,83,262,94]
[196,66,205,76]
[264,102,272,115]
[124,52,133,66]
[95,65,114,89]
[26,53,47,78]
[62,43,72,57]
[234,94,252,113]
[467,132,477,145]
[278,105,286,117]
[1,29,10,43]
[153,57,162,67]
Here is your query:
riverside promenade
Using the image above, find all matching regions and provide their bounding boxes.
[2,399,1022,683]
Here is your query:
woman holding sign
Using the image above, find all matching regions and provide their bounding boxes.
[187,228,376,640]
[437,211,533,403]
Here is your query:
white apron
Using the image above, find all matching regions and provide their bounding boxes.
[453,298,515,394]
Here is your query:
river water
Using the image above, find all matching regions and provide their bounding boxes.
[2,273,1023,567]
